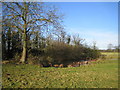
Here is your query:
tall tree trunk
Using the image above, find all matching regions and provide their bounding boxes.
[20,2,28,64]
[20,32,27,63]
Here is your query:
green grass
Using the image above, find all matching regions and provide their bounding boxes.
[2,58,118,88]
[101,52,118,60]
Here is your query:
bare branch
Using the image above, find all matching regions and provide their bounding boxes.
[27,18,51,24]
[3,23,23,33]
[3,3,20,15]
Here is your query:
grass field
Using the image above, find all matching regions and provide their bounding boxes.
[2,52,118,88]
[101,52,118,60]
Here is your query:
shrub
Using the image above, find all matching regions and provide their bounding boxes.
[44,41,101,65]
[27,54,40,65]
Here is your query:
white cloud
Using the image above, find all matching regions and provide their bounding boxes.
[67,28,118,49]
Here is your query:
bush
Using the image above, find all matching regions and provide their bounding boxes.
[44,41,101,65]
[27,54,41,65]
[10,41,101,66]
[45,42,73,64]
[38,56,54,67]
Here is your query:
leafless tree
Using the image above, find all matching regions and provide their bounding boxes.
[3,2,63,63]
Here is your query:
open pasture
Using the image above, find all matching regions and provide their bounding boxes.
[2,58,118,88]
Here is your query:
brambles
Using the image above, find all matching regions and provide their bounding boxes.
[44,41,101,66]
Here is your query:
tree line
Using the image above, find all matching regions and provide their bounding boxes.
[2,2,101,66]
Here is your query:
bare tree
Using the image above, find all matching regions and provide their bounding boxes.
[72,34,84,46]
[66,35,71,44]
[92,41,97,50]
[3,2,63,63]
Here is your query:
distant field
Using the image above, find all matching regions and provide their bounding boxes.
[101,52,118,60]
[101,52,118,55]
[2,57,118,88]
